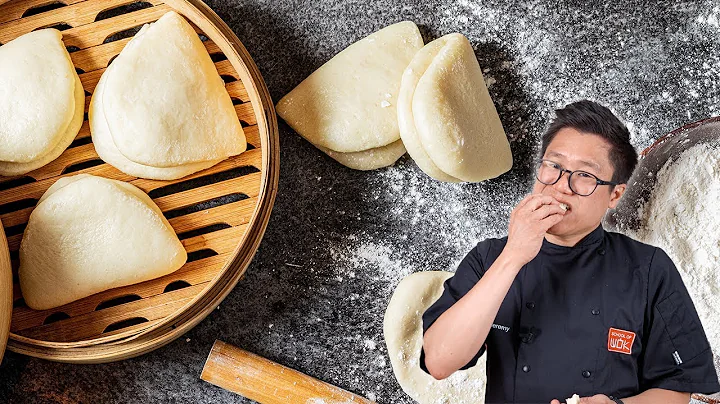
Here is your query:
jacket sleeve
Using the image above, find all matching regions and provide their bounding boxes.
[639,247,720,394]
[420,240,490,374]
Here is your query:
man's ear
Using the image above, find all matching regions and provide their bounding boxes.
[608,184,627,209]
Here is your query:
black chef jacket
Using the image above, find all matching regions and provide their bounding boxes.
[421,224,720,404]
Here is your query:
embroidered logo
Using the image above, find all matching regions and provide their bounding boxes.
[607,327,636,355]
[491,323,510,333]
[672,350,683,365]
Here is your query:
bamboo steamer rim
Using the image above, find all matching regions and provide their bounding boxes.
[0,218,10,364]
[0,0,279,362]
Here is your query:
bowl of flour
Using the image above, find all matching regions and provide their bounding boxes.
[606,117,720,403]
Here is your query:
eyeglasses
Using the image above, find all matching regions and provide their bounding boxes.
[536,159,618,196]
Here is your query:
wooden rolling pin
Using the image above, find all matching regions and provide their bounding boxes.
[0,219,12,364]
[201,340,375,404]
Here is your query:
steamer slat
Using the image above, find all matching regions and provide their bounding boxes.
[0,0,279,362]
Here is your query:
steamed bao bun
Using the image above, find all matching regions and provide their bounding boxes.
[19,174,187,310]
[0,29,84,176]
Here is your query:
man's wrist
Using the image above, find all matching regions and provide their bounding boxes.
[496,250,527,272]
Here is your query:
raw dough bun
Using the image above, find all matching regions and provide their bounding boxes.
[19,174,187,310]
[566,394,580,404]
[384,271,487,404]
[399,33,513,182]
[316,139,407,171]
[0,76,84,176]
[398,37,462,183]
[0,29,83,173]
[92,11,246,173]
[276,21,422,169]
[90,69,222,180]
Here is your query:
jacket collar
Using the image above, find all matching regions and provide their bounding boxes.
[541,223,604,251]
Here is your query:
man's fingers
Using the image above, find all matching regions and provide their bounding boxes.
[525,195,559,212]
[517,193,548,209]
[550,400,561,404]
[540,212,565,230]
[532,204,566,220]
[516,194,537,210]
[578,395,605,404]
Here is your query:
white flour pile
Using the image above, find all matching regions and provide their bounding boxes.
[632,142,720,371]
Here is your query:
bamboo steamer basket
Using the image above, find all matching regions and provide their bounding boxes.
[605,117,720,404]
[0,0,279,362]
[0,218,11,364]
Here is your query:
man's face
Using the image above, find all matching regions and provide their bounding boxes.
[532,127,627,239]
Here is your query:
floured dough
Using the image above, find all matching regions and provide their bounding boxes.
[566,394,580,404]
[398,33,513,182]
[91,11,246,179]
[384,271,487,404]
[0,29,84,175]
[276,21,423,169]
[316,139,407,171]
[19,174,187,310]
[397,37,462,183]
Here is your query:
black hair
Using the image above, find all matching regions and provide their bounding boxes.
[540,100,638,185]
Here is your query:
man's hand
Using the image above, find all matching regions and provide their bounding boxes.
[504,194,566,266]
[551,395,614,404]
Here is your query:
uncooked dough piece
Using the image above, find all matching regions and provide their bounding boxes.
[276,21,423,169]
[566,394,580,404]
[316,139,407,171]
[0,29,84,175]
[384,271,487,404]
[397,37,462,183]
[398,33,513,182]
[91,11,246,179]
[19,174,187,310]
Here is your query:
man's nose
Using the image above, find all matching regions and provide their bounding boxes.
[554,170,574,195]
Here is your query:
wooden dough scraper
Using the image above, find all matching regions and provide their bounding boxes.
[201,340,375,404]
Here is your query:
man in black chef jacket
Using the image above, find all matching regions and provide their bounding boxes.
[421,100,720,404]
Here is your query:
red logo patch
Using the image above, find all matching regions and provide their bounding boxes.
[608,327,635,355]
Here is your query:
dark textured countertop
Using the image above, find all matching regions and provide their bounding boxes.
[2,0,720,403]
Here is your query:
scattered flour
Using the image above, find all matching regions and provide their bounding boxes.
[364,339,377,350]
[632,142,720,373]
[256,1,720,403]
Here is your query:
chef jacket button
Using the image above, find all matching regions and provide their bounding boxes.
[591,309,600,315]
[526,302,535,310]
[582,370,591,378]
[598,248,606,255]
[522,365,530,373]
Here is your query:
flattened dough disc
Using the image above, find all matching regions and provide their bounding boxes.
[384,271,487,404]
